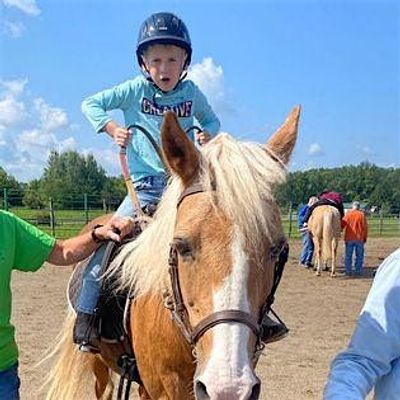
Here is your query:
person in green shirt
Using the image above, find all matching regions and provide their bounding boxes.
[0,210,133,400]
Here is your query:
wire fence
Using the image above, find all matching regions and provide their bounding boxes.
[1,189,399,239]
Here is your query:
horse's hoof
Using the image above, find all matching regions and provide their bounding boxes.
[315,271,321,276]
[331,273,336,278]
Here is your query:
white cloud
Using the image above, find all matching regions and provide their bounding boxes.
[1,78,28,96]
[34,98,69,132]
[308,142,324,156]
[357,144,373,155]
[188,57,235,116]
[82,147,120,175]
[0,94,26,125]
[3,20,25,38]
[0,79,77,181]
[3,0,41,16]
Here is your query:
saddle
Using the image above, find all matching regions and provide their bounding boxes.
[67,233,141,385]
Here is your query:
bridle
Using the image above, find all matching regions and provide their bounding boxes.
[165,181,289,355]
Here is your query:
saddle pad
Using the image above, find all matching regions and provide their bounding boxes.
[67,257,90,313]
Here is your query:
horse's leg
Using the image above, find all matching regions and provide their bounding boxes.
[315,239,322,276]
[331,238,337,278]
[92,357,113,399]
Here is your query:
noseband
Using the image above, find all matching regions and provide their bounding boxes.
[166,182,289,351]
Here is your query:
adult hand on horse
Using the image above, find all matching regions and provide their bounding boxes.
[94,216,134,243]
[195,130,211,146]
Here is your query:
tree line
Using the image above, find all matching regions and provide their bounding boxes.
[1,151,399,213]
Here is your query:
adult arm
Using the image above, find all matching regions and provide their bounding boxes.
[47,217,134,265]
[324,249,400,399]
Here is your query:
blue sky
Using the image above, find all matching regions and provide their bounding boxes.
[0,0,399,182]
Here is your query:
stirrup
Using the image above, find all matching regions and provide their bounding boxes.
[78,341,100,354]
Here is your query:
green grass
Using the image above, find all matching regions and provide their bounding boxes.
[5,207,400,239]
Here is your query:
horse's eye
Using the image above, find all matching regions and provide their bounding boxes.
[174,238,193,258]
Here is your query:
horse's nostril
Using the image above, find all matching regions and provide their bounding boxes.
[250,380,261,400]
[194,380,210,400]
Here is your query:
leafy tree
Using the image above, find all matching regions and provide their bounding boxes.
[0,167,23,206]
[39,151,108,208]
[23,179,46,209]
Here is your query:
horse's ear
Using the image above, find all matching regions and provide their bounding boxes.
[161,111,200,185]
[266,105,301,165]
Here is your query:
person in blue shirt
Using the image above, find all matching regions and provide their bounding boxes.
[324,248,400,400]
[73,12,221,352]
[298,196,318,268]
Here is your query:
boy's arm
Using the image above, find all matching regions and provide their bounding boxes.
[193,88,220,136]
[324,250,400,399]
[81,80,137,133]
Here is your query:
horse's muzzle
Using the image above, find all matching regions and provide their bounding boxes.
[194,376,261,400]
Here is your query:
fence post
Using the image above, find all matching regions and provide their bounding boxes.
[102,198,107,212]
[379,209,383,236]
[3,188,8,211]
[49,197,55,237]
[84,193,89,224]
[288,201,293,238]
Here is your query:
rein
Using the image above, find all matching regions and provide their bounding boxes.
[166,182,289,353]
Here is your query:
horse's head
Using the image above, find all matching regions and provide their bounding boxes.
[160,107,300,400]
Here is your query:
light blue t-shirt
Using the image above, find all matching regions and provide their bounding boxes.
[324,248,400,400]
[82,76,220,182]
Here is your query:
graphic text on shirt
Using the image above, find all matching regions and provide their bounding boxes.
[141,98,193,117]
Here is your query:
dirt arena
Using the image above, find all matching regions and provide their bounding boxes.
[12,237,398,399]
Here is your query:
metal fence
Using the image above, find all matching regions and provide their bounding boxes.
[1,188,399,238]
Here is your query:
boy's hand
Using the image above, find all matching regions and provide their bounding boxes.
[113,127,131,148]
[195,130,211,146]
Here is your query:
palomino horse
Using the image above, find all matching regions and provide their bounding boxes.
[46,106,300,400]
[308,205,341,277]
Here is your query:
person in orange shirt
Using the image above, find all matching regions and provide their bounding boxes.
[342,201,368,276]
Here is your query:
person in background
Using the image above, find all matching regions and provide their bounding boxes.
[324,248,400,400]
[298,196,319,268]
[0,210,133,400]
[342,201,368,276]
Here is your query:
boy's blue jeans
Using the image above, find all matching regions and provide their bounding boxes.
[345,240,365,275]
[0,363,20,400]
[77,176,166,314]
[299,231,314,265]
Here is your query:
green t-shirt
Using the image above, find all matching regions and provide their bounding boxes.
[0,210,55,371]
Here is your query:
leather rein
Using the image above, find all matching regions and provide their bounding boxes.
[166,182,289,353]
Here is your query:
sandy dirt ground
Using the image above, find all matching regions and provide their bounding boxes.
[12,237,399,400]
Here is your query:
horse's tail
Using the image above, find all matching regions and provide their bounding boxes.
[44,310,108,400]
[322,211,334,261]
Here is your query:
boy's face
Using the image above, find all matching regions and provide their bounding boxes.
[142,44,187,92]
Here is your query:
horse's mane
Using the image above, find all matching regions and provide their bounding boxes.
[109,133,287,296]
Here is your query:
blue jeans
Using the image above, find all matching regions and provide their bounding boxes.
[0,363,20,400]
[77,176,166,314]
[345,240,365,275]
[300,231,314,265]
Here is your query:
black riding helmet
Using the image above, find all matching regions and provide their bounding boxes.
[136,12,192,71]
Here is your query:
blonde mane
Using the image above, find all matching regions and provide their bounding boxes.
[110,133,287,296]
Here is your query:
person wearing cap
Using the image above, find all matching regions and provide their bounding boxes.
[298,196,319,268]
[74,12,222,352]
[75,12,288,352]
[342,201,368,276]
